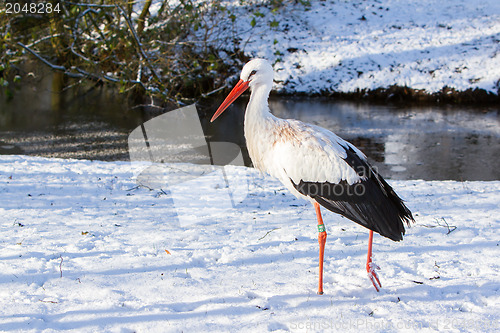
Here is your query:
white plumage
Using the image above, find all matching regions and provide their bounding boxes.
[242,60,365,196]
[211,58,414,294]
[250,118,367,198]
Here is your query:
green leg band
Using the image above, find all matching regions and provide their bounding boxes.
[317,224,326,233]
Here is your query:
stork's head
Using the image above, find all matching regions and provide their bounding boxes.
[210,59,273,122]
[240,58,274,89]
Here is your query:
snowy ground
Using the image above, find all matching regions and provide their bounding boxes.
[209,0,500,94]
[0,155,499,332]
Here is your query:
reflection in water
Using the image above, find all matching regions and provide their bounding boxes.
[0,62,145,160]
[265,97,500,180]
[0,64,499,180]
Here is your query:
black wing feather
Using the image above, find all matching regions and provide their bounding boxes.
[291,146,414,241]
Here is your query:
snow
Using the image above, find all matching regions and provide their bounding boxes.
[1,155,499,332]
[214,0,500,94]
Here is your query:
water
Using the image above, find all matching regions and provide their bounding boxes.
[206,98,499,181]
[1,65,499,180]
[270,98,500,181]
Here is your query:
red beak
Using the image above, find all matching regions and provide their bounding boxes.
[210,79,250,122]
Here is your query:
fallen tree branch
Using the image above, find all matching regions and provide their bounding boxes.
[17,42,66,71]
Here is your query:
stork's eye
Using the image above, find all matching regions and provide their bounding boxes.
[248,70,257,80]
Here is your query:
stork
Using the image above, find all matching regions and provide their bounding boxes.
[210,59,414,294]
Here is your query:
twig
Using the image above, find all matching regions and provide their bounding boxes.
[126,185,141,191]
[59,255,63,278]
[61,1,117,8]
[131,103,165,110]
[258,228,280,241]
[25,34,65,48]
[136,183,154,191]
[440,218,457,234]
[60,78,85,92]
[39,299,58,304]
[201,82,228,98]
[152,39,203,46]
[420,217,457,235]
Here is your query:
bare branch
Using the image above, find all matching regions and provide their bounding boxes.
[26,34,65,48]
[17,42,66,71]
[116,5,161,83]
[137,0,152,35]
[70,8,100,64]
[201,82,228,98]
[17,42,146,89]
[61,1,117,8]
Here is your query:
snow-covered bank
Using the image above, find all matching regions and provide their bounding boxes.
[216,0,500,96]
[1,155,499,332]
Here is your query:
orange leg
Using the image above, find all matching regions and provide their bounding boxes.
[366,230,382,291]
[314,202,327,295]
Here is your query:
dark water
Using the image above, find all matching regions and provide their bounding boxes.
[207,98,500,181]
[270,98,500,181]
[1,65,499,181]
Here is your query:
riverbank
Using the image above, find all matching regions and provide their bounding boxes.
[218,0,500,100]
[3,0,499,104]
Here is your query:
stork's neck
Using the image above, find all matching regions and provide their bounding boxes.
[243,82,279,172]
[244,83,276,128]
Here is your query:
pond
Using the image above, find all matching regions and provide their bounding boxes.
[1,66,499,181]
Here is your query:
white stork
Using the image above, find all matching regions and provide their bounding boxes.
[211,59,414,294]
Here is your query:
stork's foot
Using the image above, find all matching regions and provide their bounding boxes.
[366,261,382,292]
